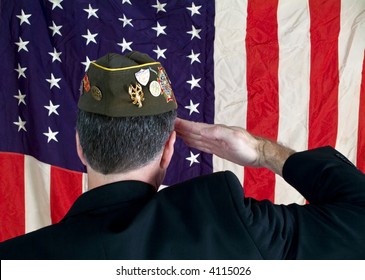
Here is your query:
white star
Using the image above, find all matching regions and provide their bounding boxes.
[49,21,62,37]
[153,45,167,59]
[84,4,98,19]
[15,37,29,52]
[46,73,61,89]
[187,50,201,64]
[122,0,132,4]
[118,14,133,27]
[16,9,31,25]
[186,151,200,166]
[187,2,202,16]
[187,25,201,40]
[185,99,200,115]
[14,90,26,105]
[15,63,27,79]
[48,47,62,63]
[14,116,27,132]
[44,100,60,116]
[152,22,167,37]
[186,75,201,89]
[82,29,98,45]
[152,0,167,13]
[117,38,133,52]
[48,0,63,10]
[43,127,59,143]
[81,56,93,71]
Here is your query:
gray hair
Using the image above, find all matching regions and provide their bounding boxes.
[76,110,177,174]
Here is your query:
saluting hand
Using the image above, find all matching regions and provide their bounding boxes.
[175,118,261,168]
[174,118,295,176]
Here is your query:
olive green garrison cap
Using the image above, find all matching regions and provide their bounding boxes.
[78,51,177,117]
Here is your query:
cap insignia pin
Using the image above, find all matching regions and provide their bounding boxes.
[129,83,145,108]
[149,80,161,97]
[158,67,173,103]
[135,69,150,86]
[83,74,90,92]
[91,86,102,101]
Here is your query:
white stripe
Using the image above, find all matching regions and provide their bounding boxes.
[213,0,248,184]
[24,155,51,233]
[275,0,310,205]
[336,0,365,163]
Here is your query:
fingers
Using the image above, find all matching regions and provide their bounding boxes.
[175,118,210,144]
[175,118,211,137]
[175,118,227,155]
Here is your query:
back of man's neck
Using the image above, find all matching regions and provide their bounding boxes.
[86,162,162,191]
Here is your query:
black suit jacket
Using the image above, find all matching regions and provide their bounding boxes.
[1,146,364,259]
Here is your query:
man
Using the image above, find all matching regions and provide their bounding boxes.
[0,51,364,259]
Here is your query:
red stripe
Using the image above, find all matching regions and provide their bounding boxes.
[0,152,25,242]
[357,51,365,173]
[308,0,340,149]
[50,166,83,224]
[245,0,279,202]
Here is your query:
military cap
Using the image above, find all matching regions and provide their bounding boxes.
[78,51,177,117]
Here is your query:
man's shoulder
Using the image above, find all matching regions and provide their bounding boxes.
[0,222,58,259]
[169,170,240,189]
[157,171,243,203]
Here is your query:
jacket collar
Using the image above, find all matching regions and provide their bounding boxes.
[63,180,156,220]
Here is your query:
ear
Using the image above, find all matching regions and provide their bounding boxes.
[160,131,176,170]
[75,131,87,166]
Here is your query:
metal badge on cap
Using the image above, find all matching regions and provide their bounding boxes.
[129,83,145,108]
[91,86,102,101]
[83,74,90,92]
[158,67,173,102]
[135,69,150,86]
[149,80,161,97]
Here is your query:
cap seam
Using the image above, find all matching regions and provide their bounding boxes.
[91,61,161,72]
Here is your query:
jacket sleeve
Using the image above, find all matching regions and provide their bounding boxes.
[281,146,365,259]
[283,146,365,204]
[231,146,365,259]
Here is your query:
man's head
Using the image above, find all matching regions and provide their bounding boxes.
[76,52,177,182]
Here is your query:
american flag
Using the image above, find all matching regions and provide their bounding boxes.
[0,0,364,242]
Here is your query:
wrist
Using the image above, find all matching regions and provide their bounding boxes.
[257,138,295,176]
